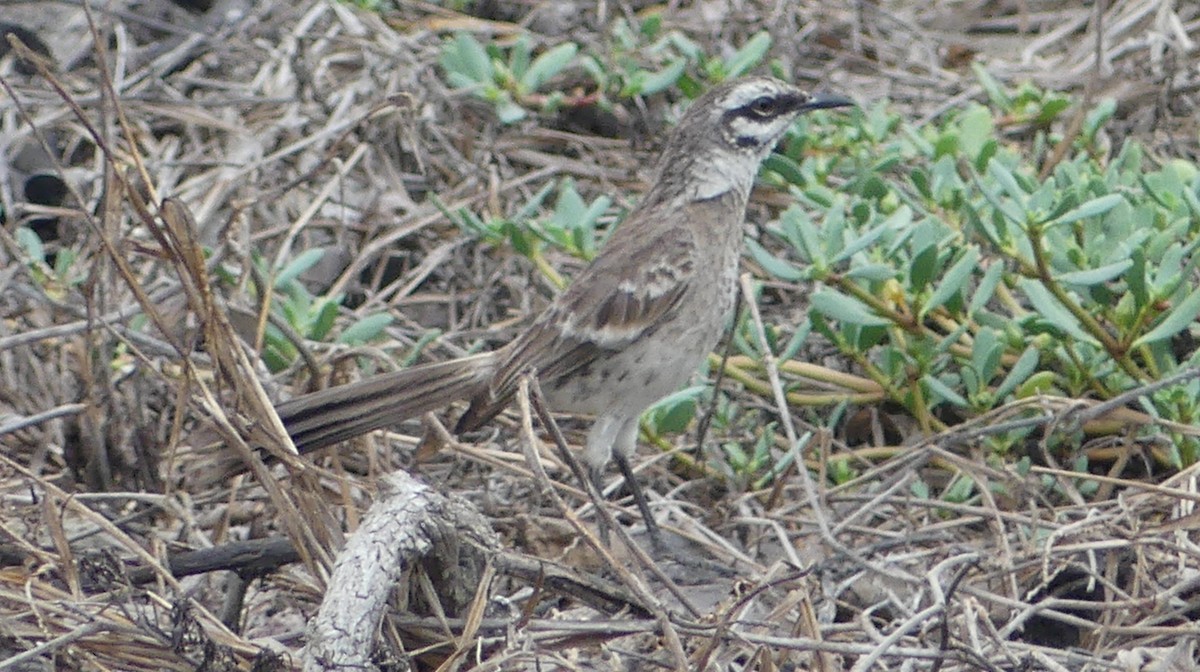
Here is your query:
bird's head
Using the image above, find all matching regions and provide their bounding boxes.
[698,76,853,156]
[656,76,853,200]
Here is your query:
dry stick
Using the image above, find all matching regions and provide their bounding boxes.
[490,552,652,617]
[0,403,87,438]
[114,530,653,617]
[736,274,900,580]
[326,165,562,299]
[517,380,619,538]
[693,289,741,459]
[851,601,949,672]
[928,555,985,672]
[691,566,814,670]
[1070,364,1200,427]
[0,287,175,352]
[0,621,110,671]
[0,52,180,361]
[940,366,1200,451]
[25,7,335,575]
[435,561,498,672]
[372,237,466,309]
[3,27,211,366]
[302,471,500,672]
[0,452,180,590]
[269,142,369,279]
[2,29,269,547]
[159,200,337,578]
[515,377,693,670]
[255,142,367,352]
[1038,0,1103,180]
[523,375,704,619]
[244,258,323,384]
[393,612,977,662]
[102,0,338,573]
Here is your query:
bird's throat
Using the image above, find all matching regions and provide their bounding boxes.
[682,150,760,201]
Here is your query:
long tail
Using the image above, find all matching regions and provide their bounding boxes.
[278,352,497,453]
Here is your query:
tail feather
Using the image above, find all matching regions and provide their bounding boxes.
[278,353,496,453]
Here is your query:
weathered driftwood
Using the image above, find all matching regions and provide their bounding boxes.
[303,472,498,672]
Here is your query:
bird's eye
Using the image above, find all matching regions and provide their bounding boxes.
[748,96,777,117]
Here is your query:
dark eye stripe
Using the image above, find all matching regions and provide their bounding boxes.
[744,96,777,117]
[720,92,804,129]
[733,92,808,120]
[728,106,773,123]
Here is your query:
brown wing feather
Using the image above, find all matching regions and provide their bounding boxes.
[456,210,697,432]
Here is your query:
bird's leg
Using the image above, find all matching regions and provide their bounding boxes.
[584,417,664,548]
[612,450,663,548]
[587,464,612,547]
[607,418,665,548]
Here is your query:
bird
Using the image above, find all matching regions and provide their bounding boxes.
[275,76,853,540]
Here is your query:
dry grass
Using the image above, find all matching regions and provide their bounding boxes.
[1,1,1199,670]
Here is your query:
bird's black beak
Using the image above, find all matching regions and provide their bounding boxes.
[800,92,856,111]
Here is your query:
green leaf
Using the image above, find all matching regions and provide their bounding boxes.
[924,374,968,407]
[909,244,939,293]
[968,261,1005,315]
[520,42,577,92]
[1054,259,1133,287]
[972,62,1012,110]
[723,442,748,470]
[923,246,979,318]
[1035,96,1071,124]
[1131,285,1200,348]
[723,32,771,78]
[747,239,804,281]
[275,248,325,287]
[15,226,44,263]
[508,36,532,82]
[845,264,895,281]
[309,298,341,341]
[910,479,930,499]
[958,104,994,162]
[338,313,395,345]
[633,58,687,96]
[994,346,1039,401]
[450,33,492,82]
[810,290,889,326]
[762,153,805,186]
[1017,278,1099,345]
[1016,370,1057,398]
[495,96,527,123]
[970,326,1002,383]
[443,71,480,90]
[1082,98,1116,141]
[53,248,77,278]
[1127,248,1149,308]
[1151,243,1187,293]
[643,386,705,433]
[833,207,906,264]
[579,195,610,228]
[515,180,557,221]
[942,474,976,502]
[506,221,538,257]
[779,320,812,361]
[781,205,826,268]
[910,167,931,199]
[1044,193,1124,228]
[640,13,662,38]
[551,178,586,223]
[262,329,294,371]
[988,159,1029,208]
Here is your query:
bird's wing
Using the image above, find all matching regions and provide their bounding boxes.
[455,203,698,431]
